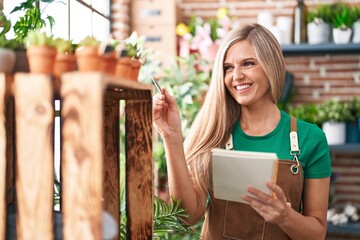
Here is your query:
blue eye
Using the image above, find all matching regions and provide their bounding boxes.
[243,61,255,68]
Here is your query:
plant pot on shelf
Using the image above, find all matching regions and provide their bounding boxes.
[75,46,101,72]
[53,53,75,79]
[322,121,346,145]
[0,48,16,73]
[26,45,57,74]
[115,57,141,81]
[332,28,352,44]
[346,121,360,143]
[352,21,360,43]
[100,52,117,75]
[307,22,331,44]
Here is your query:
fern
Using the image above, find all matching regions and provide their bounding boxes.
[153,196,200,239]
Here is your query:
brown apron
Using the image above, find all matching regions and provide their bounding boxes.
[202,117,304,240]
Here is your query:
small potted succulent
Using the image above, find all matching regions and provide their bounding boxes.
[307,4,332,44]
[330,2,357,44]
[23,29,56,74]
[318,99,352,145]
[99,38,119,75]
[115,32,145,81]
[75,36,101,72]
[53,37,76,79]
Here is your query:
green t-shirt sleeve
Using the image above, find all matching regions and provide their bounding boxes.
[303,124,332,179]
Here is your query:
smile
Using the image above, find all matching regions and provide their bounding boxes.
[235,84,252,91]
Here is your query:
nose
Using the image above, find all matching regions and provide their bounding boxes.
[233,66,245,81]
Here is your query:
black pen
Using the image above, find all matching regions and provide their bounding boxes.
[151,76,162,94]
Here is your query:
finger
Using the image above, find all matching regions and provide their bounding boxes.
[247,186,275,205]
[266,181,287,203]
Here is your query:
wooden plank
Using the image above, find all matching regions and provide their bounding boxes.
[5,74,15,205]
[13,73,54,239]
[103,95,120,237]
[61,73,104,240]
[125,93,153,239]
[106,89,153,102]
[0,73,6,240]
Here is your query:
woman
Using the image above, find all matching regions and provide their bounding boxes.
[153,23,331,239]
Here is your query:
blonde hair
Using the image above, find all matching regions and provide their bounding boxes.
[183,23,285,198]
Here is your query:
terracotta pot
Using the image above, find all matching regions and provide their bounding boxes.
[129,59,142,81]
[115,57,142,81]
[26,46,57,74]
[53,53,76,79]
[100,52,117,75]
[75,46,101,72]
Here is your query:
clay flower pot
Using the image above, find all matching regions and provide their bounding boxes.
[115,57,141,81]
[26,45,57,74]
[100,52,117,75]
[75,46,101,72]
[53,52,76,79]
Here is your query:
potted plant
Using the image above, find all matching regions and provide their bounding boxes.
[307,4,332,44]
[115,32,145,81]
[75,36,101,72]
[352,6,360,43]
[330,3,357,44]
[99,38,119,75]
[53,37,75,79]
[0,10,19,73]
[318,99,352,145]
[23,29,56,74]
[287,103,321,127]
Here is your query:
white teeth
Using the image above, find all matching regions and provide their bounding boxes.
[235,84,251,90]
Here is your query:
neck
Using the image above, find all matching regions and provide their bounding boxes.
[240,105,280,136]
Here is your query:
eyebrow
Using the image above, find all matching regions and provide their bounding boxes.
[223,57,258,65]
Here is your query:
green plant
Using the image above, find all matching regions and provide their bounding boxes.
[23,28,54,47]
[77,36,100,47]
[121,31,145,59]
[330,2,357,29]
[0,10,19,49]
[287,103,321,126]
[10,0,61,43]
[345,97,360,122]
[317,99,353,124]
[353,6,360,20]
[53,37,74,53]
[307,4,332,24]
[159,54,210,137]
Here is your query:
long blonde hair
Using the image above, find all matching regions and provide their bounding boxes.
[183,23,286,198]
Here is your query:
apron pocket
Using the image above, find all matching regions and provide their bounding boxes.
[223,201,265,240]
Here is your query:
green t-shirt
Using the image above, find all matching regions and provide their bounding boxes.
[232,110,332,179]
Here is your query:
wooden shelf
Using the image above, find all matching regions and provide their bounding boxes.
[281,43,360,55]
[329,144,360,154]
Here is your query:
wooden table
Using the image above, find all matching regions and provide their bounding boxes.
[0,72,154,239]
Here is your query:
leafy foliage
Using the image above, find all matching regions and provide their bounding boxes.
[330,3,357,29]
[307,4,332,24]
[77,36,100,47]
[53,37,75,53]
[287,103,321,126]
[317,99,354,124]
[159,54,210,137]
[23,28,54,46]
[153,196,200,239]
[10,0,59,42]
[0,10,19,49]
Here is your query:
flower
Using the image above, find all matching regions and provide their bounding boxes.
[176,8,241,62]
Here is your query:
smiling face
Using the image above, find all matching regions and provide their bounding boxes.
[223,40,273,108]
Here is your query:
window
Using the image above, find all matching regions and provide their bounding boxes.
[3,0,111,43]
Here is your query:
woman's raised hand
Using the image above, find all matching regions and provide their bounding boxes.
[153,89,182,139]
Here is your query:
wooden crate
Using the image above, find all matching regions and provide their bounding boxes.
[0,72,154,239]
